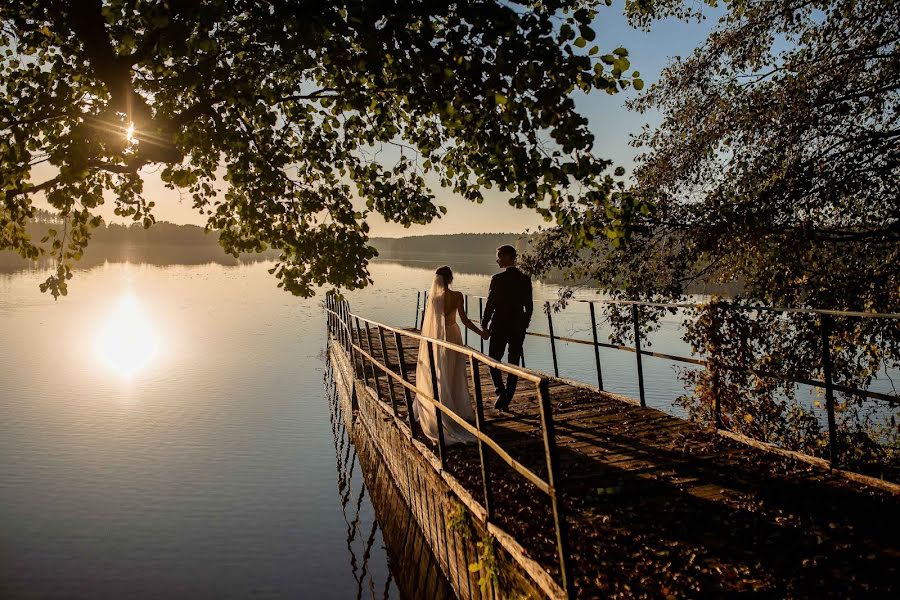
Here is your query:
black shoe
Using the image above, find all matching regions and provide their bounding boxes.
[493,395,510,412]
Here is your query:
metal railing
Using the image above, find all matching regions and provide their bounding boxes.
[415,290,900,470]
[325,295,574,597]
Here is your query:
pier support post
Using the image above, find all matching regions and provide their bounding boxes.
[464,294,469,346]
[479,297,484,353]
[536,379,573,598]
[415,291,421,329]
[394,332,419,438]
[427,341,448,469]
[378,325,399,416]
[546,302,560,377]
[631,304,647,407]
[821,315,839,468]
[469,355,494,521]
[355,317,370,387]
[710,301,723,430]
[364,322,381,399]
[589,302,604,390]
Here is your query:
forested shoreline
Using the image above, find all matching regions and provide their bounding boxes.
[0,218,528,272]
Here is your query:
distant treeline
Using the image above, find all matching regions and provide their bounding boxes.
[1,221,739,294]
[0,215,279,271]
[0,217,530,273]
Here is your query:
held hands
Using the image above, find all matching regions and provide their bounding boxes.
[480,329,491,340]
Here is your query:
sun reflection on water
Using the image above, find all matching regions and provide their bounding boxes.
[94,294,160,378]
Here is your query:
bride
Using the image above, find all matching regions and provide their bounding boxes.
[414,266,485,444]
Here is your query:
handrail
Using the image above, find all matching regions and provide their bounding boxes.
[453,290,900,320]
[352,313,542,383]
[527,328,898,404]
[422,292,899,406]
[412,289,898,472]
[335,319,551,494]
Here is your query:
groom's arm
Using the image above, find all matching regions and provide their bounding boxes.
[482,276,497,330]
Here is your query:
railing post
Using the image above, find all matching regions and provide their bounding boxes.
[464,294,469,347]
[342,301,352,353]
[326,295,332,333]
[355,317,370,387]
[420,290,428,330]
[546,301,559,377]
[536,379,573,598]
[469,355,494,521]
[821,314,839,468]
[631,303,647,408]
[345,302,360,374]
[378,325,399,416]
[479,297,485,353]
[415,291,421,329]
[334,298,343,348]
[342,301,359,410]
[364,322,380,399]
[710,301,722,430]
[394,331,418,438]
[427,340,447,469]
[589,301,604,390]
[339,301,349,352]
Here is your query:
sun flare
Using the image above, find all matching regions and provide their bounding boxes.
[94,294,160,378]
[125,122,136,144]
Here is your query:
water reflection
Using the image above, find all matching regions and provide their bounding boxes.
[326,364,400,600]
[94,294,161,378]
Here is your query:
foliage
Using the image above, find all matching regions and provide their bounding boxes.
[524,0,899,475]
[673,300,899,479]
[528,0,899,309]
[0,0,639,297]
[447,497,471,541]
[468,533,500,593]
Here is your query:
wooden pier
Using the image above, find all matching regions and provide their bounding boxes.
[326,298,899,598]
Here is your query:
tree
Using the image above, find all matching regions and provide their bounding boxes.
[525,0,899,475]
[1,0,639,297]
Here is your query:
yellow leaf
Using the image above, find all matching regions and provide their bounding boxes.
[743,414,753,424]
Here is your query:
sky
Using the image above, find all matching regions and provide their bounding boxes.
[33,1,722,237]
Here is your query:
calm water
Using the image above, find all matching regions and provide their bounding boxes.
[1,259,892,597]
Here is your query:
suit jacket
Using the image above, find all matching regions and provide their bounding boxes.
[482,267,533,335]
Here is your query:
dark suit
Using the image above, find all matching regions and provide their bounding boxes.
[481,267,533,403]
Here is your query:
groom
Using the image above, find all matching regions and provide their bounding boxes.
[481,245,533,411]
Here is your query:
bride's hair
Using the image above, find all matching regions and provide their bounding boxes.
[435,265,453,286]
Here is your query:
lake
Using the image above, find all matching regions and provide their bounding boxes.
[0,259,891,597]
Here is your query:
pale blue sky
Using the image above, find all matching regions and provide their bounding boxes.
[33,2,721,236]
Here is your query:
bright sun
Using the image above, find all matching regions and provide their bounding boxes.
[94,294,160,378]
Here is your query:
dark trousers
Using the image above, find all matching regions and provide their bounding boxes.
[488,329,525,401]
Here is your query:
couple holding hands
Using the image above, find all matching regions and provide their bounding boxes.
[413,245,533,444]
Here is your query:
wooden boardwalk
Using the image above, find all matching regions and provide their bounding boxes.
[353,328,900,597]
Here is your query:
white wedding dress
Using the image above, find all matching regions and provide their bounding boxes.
[414,275,475,445]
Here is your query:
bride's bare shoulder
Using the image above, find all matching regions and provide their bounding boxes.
[446,290,463,309]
